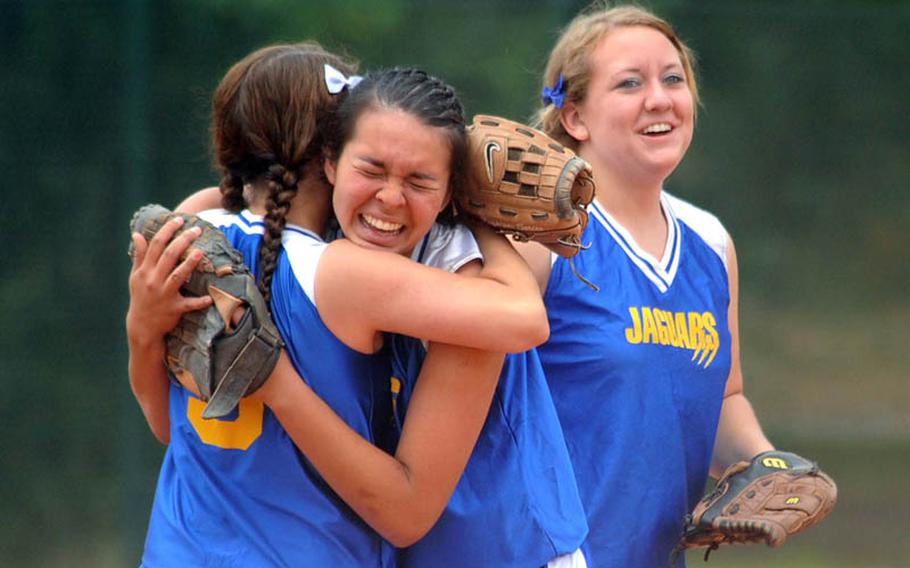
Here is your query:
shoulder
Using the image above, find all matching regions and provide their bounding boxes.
[413,223,482,273]
[197,208,264,236]
[663,192,729,271]
[279,226,329,302]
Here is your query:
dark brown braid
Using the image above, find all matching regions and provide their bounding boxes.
[258,163,299,304]
[210,42,358,306]
[219,172,246,213]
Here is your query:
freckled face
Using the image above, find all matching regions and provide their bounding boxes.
[572,26,695,185]
[326,108,453,257]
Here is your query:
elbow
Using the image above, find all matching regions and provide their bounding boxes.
[362,503,434,547]
[530,304,551,346]
[383,521,433,548]
[140,404,170,445]
[508,300,550,352]
[151,424,170,445]
[348,490,436,547]
[386,532,422,549]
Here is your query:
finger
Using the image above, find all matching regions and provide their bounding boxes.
[158,225,202,276]
[165,247,204,293]
[130,233,148,271]
[181,294,214,313]
[145,216,186,267]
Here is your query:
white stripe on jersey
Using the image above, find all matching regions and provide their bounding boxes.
[663,192,729,273]
[199,208,326,302]
[587,192,728,292]
[198,208,264,234]
[281,229,326,303]
[547,549,588,568]
[589,198,681,293]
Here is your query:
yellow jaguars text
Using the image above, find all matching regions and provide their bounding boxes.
[624,306,720,368]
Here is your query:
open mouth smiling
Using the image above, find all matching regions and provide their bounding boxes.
[361,213,404,234]
[640,123,673,136]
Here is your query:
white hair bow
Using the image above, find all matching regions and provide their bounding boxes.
[324,64,363,94]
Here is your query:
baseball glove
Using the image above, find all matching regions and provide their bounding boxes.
[129,204,284,419]
[674,450,837,562]
[457,115,595,258]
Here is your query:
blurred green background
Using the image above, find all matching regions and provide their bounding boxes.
[1,0,907,566]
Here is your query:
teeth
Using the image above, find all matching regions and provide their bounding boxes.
[362,214,403,232]
[642,123,672,134]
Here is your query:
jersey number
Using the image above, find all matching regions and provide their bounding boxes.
[187,397,264,450]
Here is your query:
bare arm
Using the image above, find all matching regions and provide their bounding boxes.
[256,343,504,546]
[176,186,223,214]
[511,238,553,295]
[126,218,211,443]
[317,231,548,354]
[710,236,774,477]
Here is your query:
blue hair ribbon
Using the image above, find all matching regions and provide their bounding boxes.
[541,73,566,108]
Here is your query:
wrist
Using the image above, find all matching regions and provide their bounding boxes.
[252,351,293,409]
[127,328,166,356]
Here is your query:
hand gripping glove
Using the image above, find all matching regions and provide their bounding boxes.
[457,115,596,258]
[129,204,284,419]
[674,450,837,562]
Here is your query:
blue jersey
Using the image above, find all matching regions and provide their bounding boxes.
[537,194,733,567]
[142,210,390,568]
[386,224,589,567]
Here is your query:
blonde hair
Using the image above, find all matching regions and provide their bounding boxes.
[535,4,699,150]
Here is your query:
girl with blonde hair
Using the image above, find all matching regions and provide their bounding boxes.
[517,5,775,566]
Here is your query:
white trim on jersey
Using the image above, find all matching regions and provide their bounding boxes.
[199,208,266,235]
[199,209,323,244]
[198,208,238,229]
[281,230,326,303]
[547,548,588,568]
[663,192,729,273]
[199,209,326,301]
[588,197,681,293]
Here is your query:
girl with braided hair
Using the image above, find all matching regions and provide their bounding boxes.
[128,46,584,565]
[252,67,588,567]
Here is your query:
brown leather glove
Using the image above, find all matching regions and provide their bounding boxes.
[457,115,595,258]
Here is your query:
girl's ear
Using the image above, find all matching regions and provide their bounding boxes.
[324,155,338,185]
[560,102,590,143]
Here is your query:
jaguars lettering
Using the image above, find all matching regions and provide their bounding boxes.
[624,306,720,368]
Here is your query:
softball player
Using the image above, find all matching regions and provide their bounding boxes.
[386,252,589,568]
[129,60,550,566]
[132,43,388,567]
[513,6,776,566]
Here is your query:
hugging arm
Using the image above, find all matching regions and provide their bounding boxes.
[258,342,504,546]
[175,187,223,214]
[254,256,517,544]
[317,229,548,354]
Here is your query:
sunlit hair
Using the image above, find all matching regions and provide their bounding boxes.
[535,4,699,150]
[210,41,357,304]
[325,67,466,224]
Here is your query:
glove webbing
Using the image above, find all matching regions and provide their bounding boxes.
[203,306,283,419]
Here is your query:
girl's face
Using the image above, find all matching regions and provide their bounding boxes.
[566,26,694,186]
[326,107,452,257]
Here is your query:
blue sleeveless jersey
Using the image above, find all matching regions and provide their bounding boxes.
[537,194,733,567]
[385,224,589,567]
[142,210,390,567]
